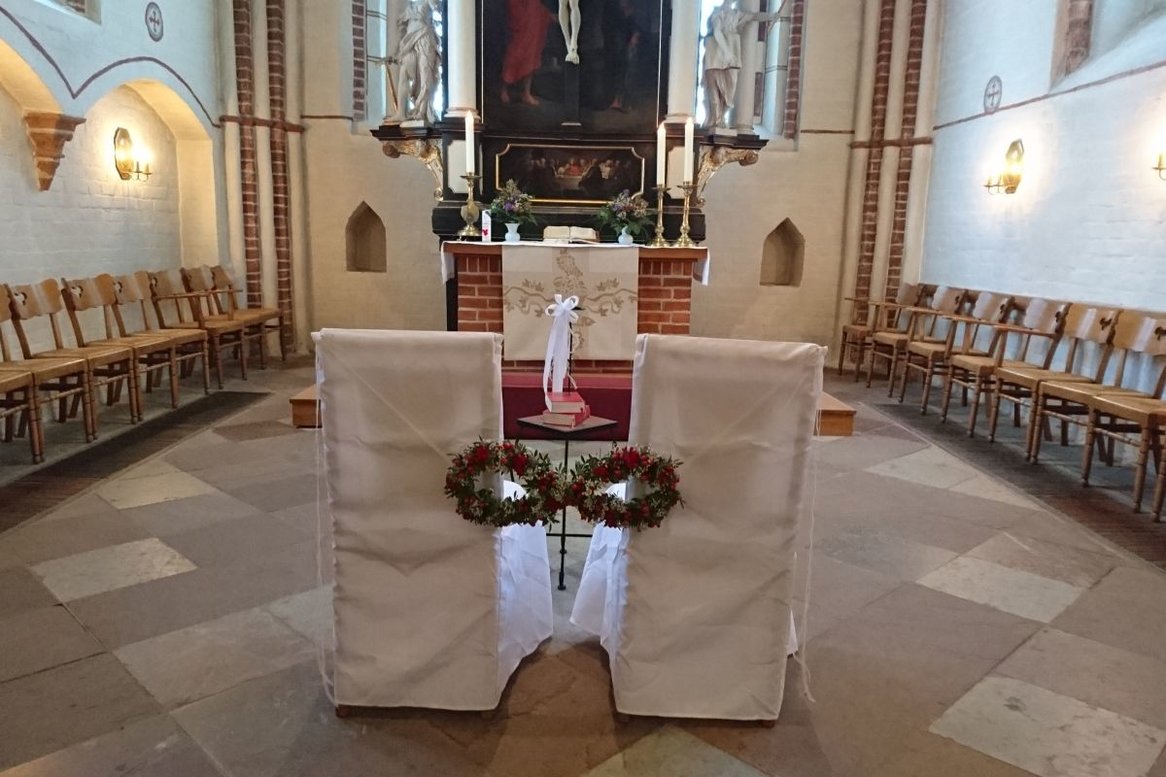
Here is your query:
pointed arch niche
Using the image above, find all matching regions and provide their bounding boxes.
[346,202,387,273]
[760,218,804,287]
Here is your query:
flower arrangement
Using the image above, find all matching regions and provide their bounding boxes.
[445,440,563,528]
[596,189,652,238]
[488,179,537,226]
[567,446,683,530]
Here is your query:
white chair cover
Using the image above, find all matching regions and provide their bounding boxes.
[315,329,553,710]
[570,334,824,720]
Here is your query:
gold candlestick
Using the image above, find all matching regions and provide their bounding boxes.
[648,183,668,247]
[458,173,482,237]
[674,182,696,248]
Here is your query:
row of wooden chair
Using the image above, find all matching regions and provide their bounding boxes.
[840,287,1166,521]
[0,266,282,464]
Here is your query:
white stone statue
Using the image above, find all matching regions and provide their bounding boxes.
[701,0,783,129]
[559,0,581,64]
[390,0,441,123]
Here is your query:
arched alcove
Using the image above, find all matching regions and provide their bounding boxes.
[760,218,805,287]
[346,202,387,273]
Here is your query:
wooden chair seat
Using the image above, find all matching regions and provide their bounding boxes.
[5,356,89,381]
[89,335,172,355]
[1088,395,1166,426]
[0,368,42,463]
[38,344,135,368]
[994,366,1094,390]
[152,327,208,347]
[872,331,909,347]
[169,318,246,335]
[0,369,34,392]
[949,354,1026,375]
[1039,380,1148,405]
[841,323,870,337]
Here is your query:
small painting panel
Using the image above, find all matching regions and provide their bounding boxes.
[495,144,645,204]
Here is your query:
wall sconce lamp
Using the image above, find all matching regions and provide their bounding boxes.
[113,127,152,182]
[984,138,1024,194]
[1154,152,1166,180]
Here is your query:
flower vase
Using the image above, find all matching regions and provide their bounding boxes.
[504,222,521,243]
[617,225,634,245]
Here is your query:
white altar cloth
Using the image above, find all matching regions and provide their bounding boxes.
[570,334,824,720]
[438,241,712,286]
[315,329,553,710]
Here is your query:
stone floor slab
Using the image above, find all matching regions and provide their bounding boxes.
[918,556,1084,623]
[0,566,57,619]
[966,533,1119,588]
[583,726,767,777]
[31,538,197,602]
[1053,566,1166,664]
[816,528,957,582]
[0,510,151,565]
[0,605,102,683]
[96,471,217,510]
[931,675,1166,777]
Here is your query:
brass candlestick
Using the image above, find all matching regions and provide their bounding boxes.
[674,182,696,248]
[458,173,482,237]
[648,183,668,247]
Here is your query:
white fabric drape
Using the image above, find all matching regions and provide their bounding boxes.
[570,334,824,720]
[316,329,553,710]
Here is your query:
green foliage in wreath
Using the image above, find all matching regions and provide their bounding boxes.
[567,446,683,530]
[445,440,563,528]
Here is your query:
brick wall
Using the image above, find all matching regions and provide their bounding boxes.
[352,0,367,121]
[452,252,698,373]
[267,0,295,349]
[0,84,180,351]
[232,0,263,308]
[782,0,806,139]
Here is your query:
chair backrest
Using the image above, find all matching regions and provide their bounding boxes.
[60,275,120,346]
[112,272,160,332]
[931,286,965,314]
[7,279,70,354]
[1106,312,1166,387]
[0,285,16,362]
[148,268,203,326]
[209,265,238,292]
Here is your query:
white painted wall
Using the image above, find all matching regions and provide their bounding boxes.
[0,83,181,349]
[923,0,1166,312]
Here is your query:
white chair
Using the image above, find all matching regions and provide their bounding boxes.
[571,334,824,721]
[315,329,553,712]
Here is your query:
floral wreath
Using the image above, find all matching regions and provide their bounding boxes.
[445,441,563,528]
[568,446,683,530]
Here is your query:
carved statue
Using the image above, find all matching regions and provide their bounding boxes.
[390,0,441,123]
[701,0,783,129]
[559,0,581,64]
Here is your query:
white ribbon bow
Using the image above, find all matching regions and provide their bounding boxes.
[543,294,579,409]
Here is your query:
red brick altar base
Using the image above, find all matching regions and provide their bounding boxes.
[449,245,704,373]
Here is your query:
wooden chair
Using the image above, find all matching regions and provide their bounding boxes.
[183,266,277,370]
[939,298,1064,436]
[867,285,965,399]
[147,269,247,389]
[1031,311,1158,465]
[838,283,923,380]
[0,284,93,445]
[1071,319,1166,514]
[987,304,1112,451]
[0,367,42,463]
[864,285,949,395]
[113,273,211,396]
[8,279,137,431]
[900,291,1010,414]
[209,265,285,364]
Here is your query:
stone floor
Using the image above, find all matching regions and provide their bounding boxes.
[1,361,1166,776]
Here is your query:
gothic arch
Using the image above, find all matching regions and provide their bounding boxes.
[760,218,804,287]
[346,203,387,273]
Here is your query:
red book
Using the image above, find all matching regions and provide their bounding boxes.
[546,391,586,413]
[540,405,591,427]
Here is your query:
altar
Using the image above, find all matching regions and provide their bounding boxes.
[441,241,709,372]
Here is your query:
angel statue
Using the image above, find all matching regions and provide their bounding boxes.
[389,0,441,123]
[701,0,785,129]
[559,0,581,64]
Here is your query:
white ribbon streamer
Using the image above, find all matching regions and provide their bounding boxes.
[543,294,579,409]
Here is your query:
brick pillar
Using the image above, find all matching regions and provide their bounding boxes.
[267,0,295,351]
[852,0,897,324]
[1063,0,1093,75]
[352,0,367,121]
[233,0,263,308]
[781,0,806,139]
[884,0,928,305]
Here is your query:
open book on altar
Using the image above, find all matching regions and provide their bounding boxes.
[542,225,598,243]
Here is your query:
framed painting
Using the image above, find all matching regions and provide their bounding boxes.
[479,0,667,134]
[495,143,646,204]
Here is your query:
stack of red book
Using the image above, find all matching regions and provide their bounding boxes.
[541,391,591,428]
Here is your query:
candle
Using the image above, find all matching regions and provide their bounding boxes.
[656,122,666,185]
[682,117,694,184]
[464,112,475,176]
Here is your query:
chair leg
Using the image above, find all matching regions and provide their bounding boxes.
[1152,457,1165,522]
[257,328,268,370]
[920,362,937,415]
[278,317,287,362]
[940,367,956,423]
[211,336,225,390]
[853,341,867,382]
[887,346,902,398]
[238,335,249,381]
[1133,429,1152,512]
[28,389,44,463]
[836,335,847,375]
[967,374,986,436]
[168,351,180,408]
[1028,394,1045,463]
[1081,410,1098,486]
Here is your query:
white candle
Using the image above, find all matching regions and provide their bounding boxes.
[464,112,475,176]
[656,122,666,184]
[682,117,694,184]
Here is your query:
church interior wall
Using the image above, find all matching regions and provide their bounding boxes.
[921,0,1166,323]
